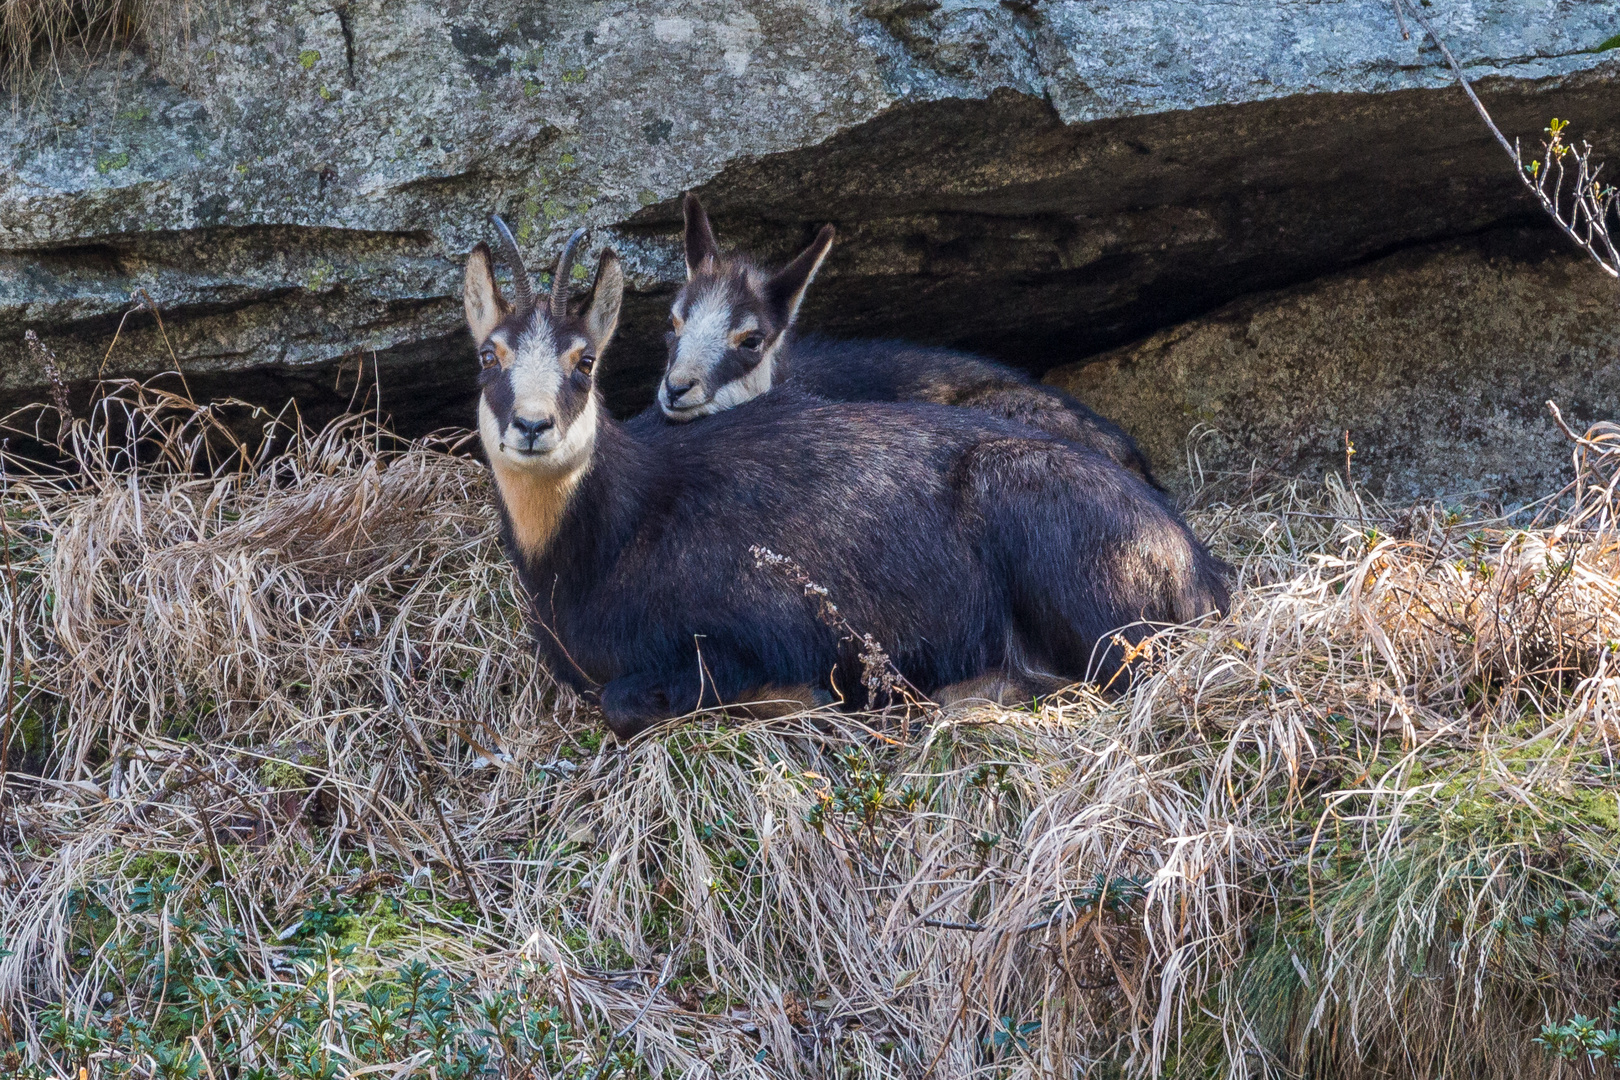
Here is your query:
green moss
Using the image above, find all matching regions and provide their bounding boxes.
[124,853,182,883]
[1565,787,1619,832]
[556,925,635,971]
[94,152,129,174]
[259,742,326,789]
[338,902,410,949]
[12,704,51,757]
[305,259,335,291]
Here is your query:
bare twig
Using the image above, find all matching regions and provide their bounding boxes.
[402,718,491,926]
[0,451,14,839]
[1394,0,1620,278]
[750,544,925,708]
[588,949,681,1080]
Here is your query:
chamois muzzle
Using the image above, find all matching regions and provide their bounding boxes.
[663,377,698,406]
[507,415,556,453]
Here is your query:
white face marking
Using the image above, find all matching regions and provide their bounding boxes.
[479,393,598,478]
[660,290,734,417]
[478,312,598,474]
[706,348,776,414]
[480,394,595,561]
[508,315,561,426]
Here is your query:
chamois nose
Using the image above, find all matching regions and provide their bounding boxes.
[509,415,555,449]
[664,377,697,404]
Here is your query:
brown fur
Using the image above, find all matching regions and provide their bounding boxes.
[725,684,826,720]
[931,672,1070,708]
[486,456,586,560]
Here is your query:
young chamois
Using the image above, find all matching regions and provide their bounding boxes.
[468,219,1227,738]
[658,193,1161,487]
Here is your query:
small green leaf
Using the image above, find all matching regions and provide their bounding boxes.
[1592,33,1620,53]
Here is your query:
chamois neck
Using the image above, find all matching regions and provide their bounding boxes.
[488,404,646,566]
[770,330,797,386]
[488,455,589,562]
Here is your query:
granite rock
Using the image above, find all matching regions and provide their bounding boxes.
[1,0,1617,436]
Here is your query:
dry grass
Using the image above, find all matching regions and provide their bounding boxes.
[0,0,197,84]
[0,380,1617,1078]
[3,0,136,78]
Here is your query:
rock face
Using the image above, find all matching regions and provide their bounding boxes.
[1047,229,1620,504]
[2,0,1619,474]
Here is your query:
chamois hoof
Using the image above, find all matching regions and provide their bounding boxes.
[600,674,677,740]
[602,713,656,740]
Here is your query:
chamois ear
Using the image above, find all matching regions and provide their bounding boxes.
[683,193,720,279]
[765,223,835,329]
[584,248,624,354]
[464,243,509,344]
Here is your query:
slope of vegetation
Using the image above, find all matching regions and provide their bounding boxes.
[0,381,1616,1078]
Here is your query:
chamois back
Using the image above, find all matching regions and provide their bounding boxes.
[661,194,1160,487]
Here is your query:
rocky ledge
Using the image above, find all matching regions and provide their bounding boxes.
[2,0,1618,493]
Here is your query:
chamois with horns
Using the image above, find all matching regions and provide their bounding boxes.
[469,219,1227,738]
[659,194,1160,487]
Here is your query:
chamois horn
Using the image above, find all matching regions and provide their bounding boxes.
[488,215,534,311]
[551,227,588,320]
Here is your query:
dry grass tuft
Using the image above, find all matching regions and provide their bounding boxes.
[0,380,1617,1078]
[3,0,133,77]
[0,0,193,83]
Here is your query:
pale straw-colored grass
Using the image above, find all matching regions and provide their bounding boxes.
[0,381,1615,1077]
[2,0,143,79]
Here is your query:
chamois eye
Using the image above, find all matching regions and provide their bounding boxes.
[739,334,764,351]
[478,344,497,369]
[577,354,595,376]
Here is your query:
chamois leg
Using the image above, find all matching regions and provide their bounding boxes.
[963,438,1229,691]
[931,671,1071,708]
[599,671,703,739]
[727,684,831,719]
[599,655,794,738]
